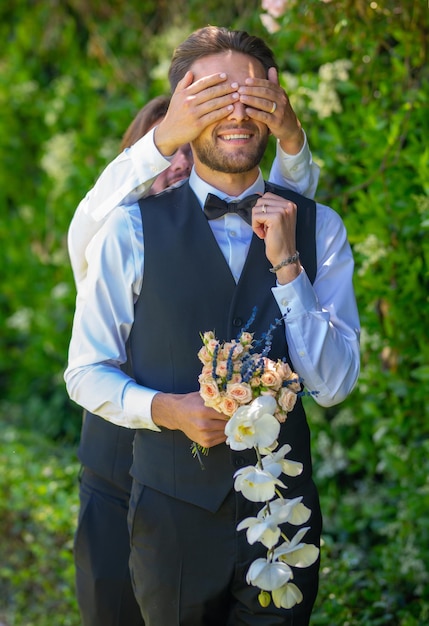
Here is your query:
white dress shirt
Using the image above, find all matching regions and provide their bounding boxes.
[68,128,319,289]
[65,168,360,431]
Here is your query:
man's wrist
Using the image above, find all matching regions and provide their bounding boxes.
[153,125,178,158]
[278,127,305,156]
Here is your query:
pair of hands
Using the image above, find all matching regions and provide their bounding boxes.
[155,67,304,159]
[156,67,301,280]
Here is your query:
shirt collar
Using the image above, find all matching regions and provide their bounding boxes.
[189,167,265,208]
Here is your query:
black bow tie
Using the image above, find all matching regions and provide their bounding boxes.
[203,193,260,226]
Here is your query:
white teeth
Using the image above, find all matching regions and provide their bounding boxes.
[222,134,250,140]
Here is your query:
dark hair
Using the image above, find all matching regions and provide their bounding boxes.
[120,95,171,151]
[168,26,278,91]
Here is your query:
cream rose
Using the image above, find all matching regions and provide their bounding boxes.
[226,382,253,405]
[239,331,254,347]
[197,345,212,364]
[200,364,213,378]
[216,360,229,379]
[202,330,215,343]
[218,396,239,417]
[277,361,293,380]
[278,387,297,413]
[221,341,244,361]
[260,369,283,391]
[200,380,221,406]
[285,375,301,393]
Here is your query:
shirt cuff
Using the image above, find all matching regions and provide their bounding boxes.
[123,381,161,431]
[271,270,319,319]
[129,127,173,178]
[276,130,310,164]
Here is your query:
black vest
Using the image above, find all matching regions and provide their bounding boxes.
[129,180,317,512]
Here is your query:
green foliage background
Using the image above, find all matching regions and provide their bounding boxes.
[1,1,428,624]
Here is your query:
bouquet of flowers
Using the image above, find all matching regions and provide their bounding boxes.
[197,313,319,610]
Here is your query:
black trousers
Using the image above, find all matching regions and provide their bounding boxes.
[128,478,322,626]
[74,468,144,626]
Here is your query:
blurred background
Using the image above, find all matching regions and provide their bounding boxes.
[1,1,428,624]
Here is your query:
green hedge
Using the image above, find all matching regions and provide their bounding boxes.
[1,1,428,623]
[0,423,79,625]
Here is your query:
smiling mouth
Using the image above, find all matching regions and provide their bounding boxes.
[221,133,252,140]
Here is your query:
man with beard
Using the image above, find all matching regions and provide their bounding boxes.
[65,26,360,626]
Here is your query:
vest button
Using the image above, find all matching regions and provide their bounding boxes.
[232,317,243,327]
[233,456,246,468]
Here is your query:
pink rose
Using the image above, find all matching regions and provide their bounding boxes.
[226,382,253,405]
[285,375,301,393]
[275,409,288,423]
[200,364,213,378]
[200,380,221,406]
[197,345,212,364]
[278,387,297,413]
[206,338,220,355]
[221,341,244,361]
[216,360,229,379]
[260,369,283,391]
[218,396,239,417]
[277,361,301,392]
[229,372,243,384]
[238,331,254,347]
[277,361,293,380]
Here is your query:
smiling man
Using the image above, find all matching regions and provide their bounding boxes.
[65,26,360,625]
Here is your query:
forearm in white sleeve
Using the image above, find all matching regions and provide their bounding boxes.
[271,205,360,406]
[268,131,320,200]
[68,128,171,287]
[64,205,161,430]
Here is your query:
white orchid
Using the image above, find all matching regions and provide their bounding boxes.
[268,496,312,526]
[234,465,286,502]
[272,581,303,609]
[237,496,310,548]
[246,557,293,591]
[273,527,320,568]
[225,395,280,451]
[261,444,303,478]
[237,508,282,549]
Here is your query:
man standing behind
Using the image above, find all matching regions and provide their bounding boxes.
[66,26,360,626]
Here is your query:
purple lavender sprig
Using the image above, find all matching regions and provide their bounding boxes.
[211,343,219,380]
[226,345,237,382]
[236,306,257,341]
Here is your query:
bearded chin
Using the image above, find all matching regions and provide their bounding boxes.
[193,137,268,174]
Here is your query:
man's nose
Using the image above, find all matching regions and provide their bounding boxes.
[227,100,250,122]
[174,150,193,173]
